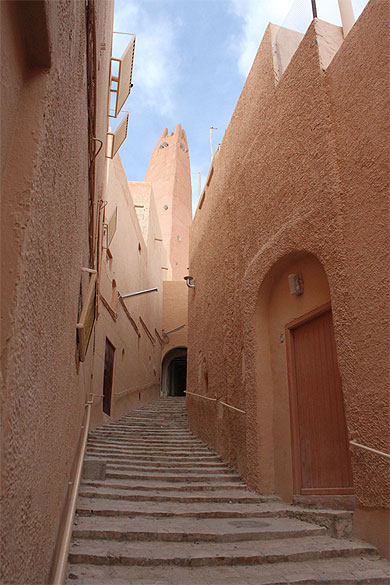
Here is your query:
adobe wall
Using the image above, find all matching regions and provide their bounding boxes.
[145,125,192,280]
[0,1,114,583]
[162,281,189,358]
[89,160,165,428]
[188,0,389,555]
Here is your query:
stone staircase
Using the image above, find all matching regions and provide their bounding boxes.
[66,398,389,584]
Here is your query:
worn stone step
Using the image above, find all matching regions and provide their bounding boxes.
[75,499,352,538]
[88,436,203,444]
[88,438,205,451]
[81,478,247,491]
[72,515,325,543]
[85,450,220,461]
[85,454,225,466]
[78,486,275,504]
[86,446,213,456]
[89,429,192,436]
[68,535,378,567]
[65,557,390,585]
[105,470,242,483]
[76,497,289,519]
[104,462,234,474]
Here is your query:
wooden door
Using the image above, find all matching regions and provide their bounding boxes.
[286,304,353,495]
[103,338,115,416]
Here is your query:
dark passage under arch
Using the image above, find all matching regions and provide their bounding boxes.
[161,347,187,397]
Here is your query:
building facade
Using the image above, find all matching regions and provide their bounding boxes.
[1,1,191,581]
[187,0,389,557]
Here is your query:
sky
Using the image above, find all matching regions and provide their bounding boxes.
[112,0,369,214]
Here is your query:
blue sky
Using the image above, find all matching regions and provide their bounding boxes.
[112,0,369,213]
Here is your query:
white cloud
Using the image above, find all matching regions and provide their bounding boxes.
[229,0,292,77]
[229,0,369,78]
[114,0,179,117]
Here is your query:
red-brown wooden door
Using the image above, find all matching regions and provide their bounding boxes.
[103,338,115,416]
[287,304,353,495]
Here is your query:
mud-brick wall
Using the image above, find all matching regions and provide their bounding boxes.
[187,0,389,556]
[1,1,113,583]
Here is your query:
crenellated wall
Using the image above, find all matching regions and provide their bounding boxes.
[187,0,389,556]
[145,124,192,281]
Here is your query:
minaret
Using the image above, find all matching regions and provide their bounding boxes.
[145,124,192,280]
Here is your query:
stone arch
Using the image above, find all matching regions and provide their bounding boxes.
[254,251,352,501]
[161,347,187,397]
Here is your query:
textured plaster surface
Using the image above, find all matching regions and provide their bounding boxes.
[187,0,389,555]
[145,124,192,281]
[162,281,188,359]
[1,1,114,583]
[90,157,164,430]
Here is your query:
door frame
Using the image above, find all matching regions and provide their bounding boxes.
[103,337,115,417]
[285,302,353,495]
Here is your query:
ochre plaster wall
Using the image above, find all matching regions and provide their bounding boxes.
[145,124,192,280]
[90,158,165,429]
[255,254,331,501]
[0,1,114,583]
[162,281,189,359]
[187,0,389,555]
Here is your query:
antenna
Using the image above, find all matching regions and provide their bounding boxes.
[209,127,217,160]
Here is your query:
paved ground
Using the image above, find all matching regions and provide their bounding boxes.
[66,398,389,584]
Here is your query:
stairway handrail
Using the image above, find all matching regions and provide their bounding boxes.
[51,393,100,584]
[219,400,246,414]
[350,440,390,459]
[185,391,246,414]
[115,381,156,397]
[185,390,217,401]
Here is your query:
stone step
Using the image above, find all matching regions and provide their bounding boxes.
[87,451,221,463]
[104,470,242,482]
[91,423,191,428]
[81,479,247,491]
[88,435,202,444]
[89,428,192,435]
[65,557,390,585]
[76,497,289,519]
[68,535,378,567]
[68,398,386,584]
[86,446,213,455]
[104,462,234,473]
[75,498,353,538]
[84,452,222,463]
[87,439,205,448]
[71,515,325,543]
[85,454,225,466]
[78,486,275,504]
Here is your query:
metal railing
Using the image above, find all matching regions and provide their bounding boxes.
[51,393,102,584]
[115,382,156,398]
[185,390,216,402]
[350,440,390,460]
[184,391,246,413]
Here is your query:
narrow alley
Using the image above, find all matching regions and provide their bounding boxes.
[1,1,389,583]
[65,398,389,584]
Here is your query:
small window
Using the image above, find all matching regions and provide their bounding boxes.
[159,141,169,149]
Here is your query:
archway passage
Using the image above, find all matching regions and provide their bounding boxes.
[168,355,187,396]
[255,252,353,500]
[161,347,187,397]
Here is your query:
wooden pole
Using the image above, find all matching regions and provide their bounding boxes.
[338,0,355,37]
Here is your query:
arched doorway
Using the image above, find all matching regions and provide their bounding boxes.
[255,252,353,500]
[161,347,187,397]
